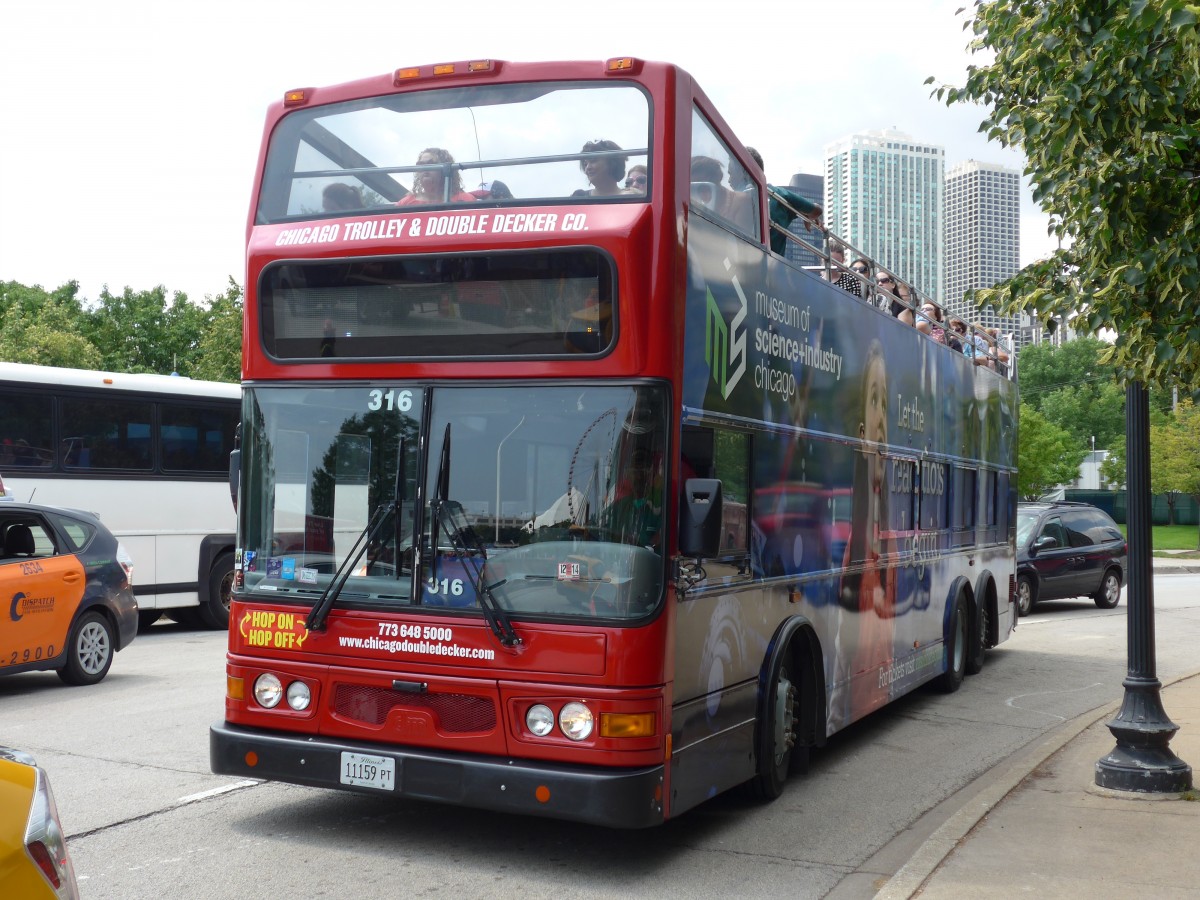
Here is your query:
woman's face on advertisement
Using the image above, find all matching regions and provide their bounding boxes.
[864,355,888,448]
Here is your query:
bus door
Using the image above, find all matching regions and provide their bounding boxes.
[0,518,86,669]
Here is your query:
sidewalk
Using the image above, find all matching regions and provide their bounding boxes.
[876,559,1200,899]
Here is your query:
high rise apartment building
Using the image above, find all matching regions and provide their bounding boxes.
[944,160,1024,340]
[824,128,944,302]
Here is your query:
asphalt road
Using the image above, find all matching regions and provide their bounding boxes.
[3,574,1199,899]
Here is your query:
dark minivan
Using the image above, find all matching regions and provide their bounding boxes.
[1016,501,1127,616]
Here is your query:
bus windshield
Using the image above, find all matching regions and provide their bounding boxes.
[258,81,651,223]
[240,383,667,621]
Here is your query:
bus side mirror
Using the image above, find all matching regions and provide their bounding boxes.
[679,478,722,559]
[228,449,241,512]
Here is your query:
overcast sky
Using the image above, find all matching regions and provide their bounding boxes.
[0,0,1054,306]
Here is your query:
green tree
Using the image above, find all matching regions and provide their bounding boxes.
[1149,400,1200,539]
[80,285,210,375]
[191,280,243,384]
[0,280,101,368]
[1018,404,1088,500]
[933,0,1200,389]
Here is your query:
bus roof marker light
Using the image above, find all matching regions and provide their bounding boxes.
[433,63,456,76]
[394,67,421,83]
[467,60,495,73]
[605,57,641,74]
[283,89,309,107]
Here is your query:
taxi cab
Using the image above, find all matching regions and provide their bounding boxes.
[1,502,136,685]
[0,747,79,899]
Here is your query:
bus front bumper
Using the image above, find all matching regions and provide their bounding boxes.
[210,721,665,828]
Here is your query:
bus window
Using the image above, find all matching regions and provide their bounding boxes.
[257,81,651,222]
[713,430,749,554]
[0,394,53,469]
[690,107,759,241]
[61,397,153,472]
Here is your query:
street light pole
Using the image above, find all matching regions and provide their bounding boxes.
[1095,382,1192,792]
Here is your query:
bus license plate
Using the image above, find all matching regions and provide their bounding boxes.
[340,752,396,791]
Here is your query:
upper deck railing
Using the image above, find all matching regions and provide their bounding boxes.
[767,188,1014,379]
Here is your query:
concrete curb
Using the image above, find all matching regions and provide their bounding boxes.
[873,669,1200,900]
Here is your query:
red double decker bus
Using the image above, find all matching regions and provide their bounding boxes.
[210,58,1018,827]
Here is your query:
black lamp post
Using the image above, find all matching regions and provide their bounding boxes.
[1095,383,1192,792]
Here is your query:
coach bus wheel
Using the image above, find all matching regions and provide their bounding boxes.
[749,655,797,800]
[1016,576,1036,617]
[57,611,116,686]
[198,553,235,630]
[137,610,162,631]
[935,594,968,694]
[965,594,987,676]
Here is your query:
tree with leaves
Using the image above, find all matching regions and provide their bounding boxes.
[933,0,1200,390]
[1018,404,1088,500]
[1150,400,1200,537]
[0,280,101,369]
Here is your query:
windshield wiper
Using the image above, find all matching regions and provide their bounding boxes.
[430,424,520,647]
[306,438,407,633]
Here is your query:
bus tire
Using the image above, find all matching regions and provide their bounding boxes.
[198,552,235,630]
[748,651,798,801]
[57,610,116,686]
[965,593,987,676]
[935,593,968,694]
[137,610,162,631]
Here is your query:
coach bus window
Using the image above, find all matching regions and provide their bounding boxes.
[256,81,650,222]
[161,403,239,473]
[61,397,153,472]
[0,394,53,469]
[260,249,615,360]
[690,107,759,241]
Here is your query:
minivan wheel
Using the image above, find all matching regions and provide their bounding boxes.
[1093,569,1122,609]
[1017,576,1036,617]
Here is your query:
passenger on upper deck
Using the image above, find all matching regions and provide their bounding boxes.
[398,148,476,206]
[745,147,823,256]
[322,183,363,212]
[916,301,947,344]
[623,164,648,194]
[573,139,627,197]
[690,155,754,232]
[829,243,864,298]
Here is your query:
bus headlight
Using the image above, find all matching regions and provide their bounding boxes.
[253,673,283,708]
[286,681,311,711]
[526,704,555,737]
[558,702,594,741]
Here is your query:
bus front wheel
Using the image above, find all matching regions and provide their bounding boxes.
[198,553,235,630]
[748,654,798,800]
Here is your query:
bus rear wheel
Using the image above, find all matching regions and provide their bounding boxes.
[935,593,968,694]
[197,553,235,630]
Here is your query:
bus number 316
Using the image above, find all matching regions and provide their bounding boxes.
[367,388,413,412]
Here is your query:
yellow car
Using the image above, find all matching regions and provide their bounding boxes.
[0,747,79,899]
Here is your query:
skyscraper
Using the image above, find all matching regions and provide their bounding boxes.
[824,128,944,302]
[944,160,1023,340]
